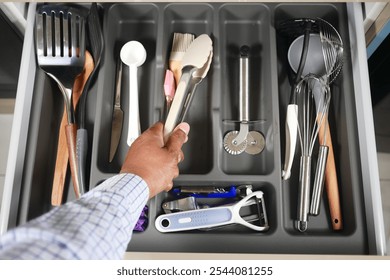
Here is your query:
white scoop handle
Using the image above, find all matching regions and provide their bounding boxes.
[127,64,140,146]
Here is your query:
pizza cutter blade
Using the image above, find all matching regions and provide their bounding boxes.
[223,130,247,155]
[245,131,265,155]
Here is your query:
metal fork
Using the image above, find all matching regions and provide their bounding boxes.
[35,5,86,199]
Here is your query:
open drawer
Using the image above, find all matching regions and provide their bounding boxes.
[1,2,386,255]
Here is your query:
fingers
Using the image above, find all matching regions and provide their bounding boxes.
[141,122,164,147]
[165,122,190,153]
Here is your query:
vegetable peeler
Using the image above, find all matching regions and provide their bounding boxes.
[155,191,269,232]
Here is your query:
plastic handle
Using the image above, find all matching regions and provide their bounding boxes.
[155,207,233,232]
[76,128,88,195]
[127,64,141,146]
[282,104,298,180]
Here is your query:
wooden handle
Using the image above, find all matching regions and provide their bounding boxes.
[318,119,343,230]
[65,123,81,199]
[51,51,94,205]
[52,113,69,205]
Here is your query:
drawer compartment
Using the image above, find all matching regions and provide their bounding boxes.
[2,2,385,256]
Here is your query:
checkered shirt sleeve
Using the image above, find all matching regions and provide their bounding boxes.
[0,173,149,259]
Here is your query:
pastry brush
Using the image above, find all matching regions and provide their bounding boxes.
[169,33,195,85]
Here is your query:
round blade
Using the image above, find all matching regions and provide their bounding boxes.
[245,131,265,155]
[223,131,247,155]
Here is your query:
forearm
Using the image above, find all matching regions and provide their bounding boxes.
[0,173,149,259]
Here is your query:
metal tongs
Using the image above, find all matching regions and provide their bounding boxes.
[163,34,213,141]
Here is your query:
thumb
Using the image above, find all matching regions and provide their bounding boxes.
[165,122,190,152]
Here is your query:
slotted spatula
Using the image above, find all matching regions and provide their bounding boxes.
[35,5,86,199]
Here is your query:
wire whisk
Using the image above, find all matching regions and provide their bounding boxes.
[295,74,330,232]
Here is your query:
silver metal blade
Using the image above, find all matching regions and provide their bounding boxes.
[109,108,124,162]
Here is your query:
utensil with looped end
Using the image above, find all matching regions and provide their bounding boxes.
[35,5,86,199]
[294,74,330,232]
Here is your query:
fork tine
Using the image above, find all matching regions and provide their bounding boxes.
[70,13,78,57]
[46,12,53,57]
[63,12,70,57]
[73,15,86,58]
[54,12,61,57]
[79,17,86,58]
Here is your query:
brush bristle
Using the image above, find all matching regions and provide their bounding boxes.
[171,33,195,53]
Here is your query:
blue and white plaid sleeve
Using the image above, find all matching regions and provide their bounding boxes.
[0,173,149,259]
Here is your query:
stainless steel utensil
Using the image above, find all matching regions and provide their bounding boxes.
[223,46,250,155]
[35,5,86,198]
[294,74,330,232]
[223,46,265,155]
[310,78,330,216]
[278,18,315,180]
[178,51,213,123]
[318,17,344,230]
[162,197,200,213]
[109,58,124,162]
[164,34,213,142]
[318,18,343,84]
[76,2,104,191]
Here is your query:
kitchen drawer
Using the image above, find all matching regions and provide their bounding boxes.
[0,2,386,255]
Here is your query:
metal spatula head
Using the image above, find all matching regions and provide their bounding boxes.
[36,5,86,85]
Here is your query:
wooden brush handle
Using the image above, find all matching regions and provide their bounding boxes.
[318,119,343,230]
[51,51,94,205]
[65,123,81,198]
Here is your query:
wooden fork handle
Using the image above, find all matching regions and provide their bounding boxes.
[318,120,343,230]
[65,123,82,199]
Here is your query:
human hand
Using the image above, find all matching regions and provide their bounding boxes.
[120,122,190,198]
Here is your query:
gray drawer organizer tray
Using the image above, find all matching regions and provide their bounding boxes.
[2,2,386,255]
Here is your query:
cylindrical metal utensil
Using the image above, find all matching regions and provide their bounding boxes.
[297,155,311,232]
[223,46,250,155]
[239,46,249,123]
[310,145,329,215]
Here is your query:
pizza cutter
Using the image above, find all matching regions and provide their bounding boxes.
[223,46,265,155]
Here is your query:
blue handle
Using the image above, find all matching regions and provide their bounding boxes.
[172,186,237,198]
